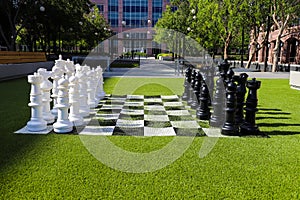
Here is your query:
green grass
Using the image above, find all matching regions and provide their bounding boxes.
[1,77,300,199]
[110,63,139,68]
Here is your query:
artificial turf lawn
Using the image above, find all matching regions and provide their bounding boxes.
[1,77,300,199]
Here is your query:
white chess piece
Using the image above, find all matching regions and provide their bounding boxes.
[51,65,63,117]
[65,59,75,79]
[69,74,84,126]
[86,69,97,108]
[55,55,65,69]
[26,73,47,132]
[77,70,90,117]
[96,66,105,101]
[53,76,73,133]
[37,68,55,124]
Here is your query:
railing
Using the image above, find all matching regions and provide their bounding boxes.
[0,52,46,64]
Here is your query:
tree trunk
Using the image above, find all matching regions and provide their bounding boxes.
[224,45,228,60]
[223,33,232,60]
[272,14,290,72]
[245,45,257,69]
[272,27,285,72]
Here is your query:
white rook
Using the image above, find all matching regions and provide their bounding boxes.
[26,73,47,132]
[53,76,73,133]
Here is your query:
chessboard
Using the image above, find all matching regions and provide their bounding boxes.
[78,94,206,137]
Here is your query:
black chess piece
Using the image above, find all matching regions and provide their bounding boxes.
[187,69,196,106]
[218,60,230,81]
[202,65,215,106]
[225,68,235,84]
[221,80,238,136]
[182,66,192,101]
[191,71,202,109]
[210,74,226,127]
[234,73,248,126]
[240,78,261,135]
[196,80,211,120]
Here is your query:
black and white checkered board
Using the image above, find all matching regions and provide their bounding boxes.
[79,95,205,136]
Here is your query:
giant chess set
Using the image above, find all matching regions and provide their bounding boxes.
[181,60,262,136]
[15,56,262,137]
[15,55,105,134]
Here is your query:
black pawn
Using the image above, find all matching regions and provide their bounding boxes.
[221,80,238,136]
[191,72,202,109]
[207,66,215,106]
[182,67,192,101]
[187,69,196,106]
[210,76,226,127]
[234,73,248,126]
[240,78,261,135]
[196,80,211,120]
[218,60,230,81]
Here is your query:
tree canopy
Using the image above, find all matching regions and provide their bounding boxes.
[0,0,110,52]
[155,0,300,64]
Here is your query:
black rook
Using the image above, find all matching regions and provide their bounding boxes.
[240,78,261,135]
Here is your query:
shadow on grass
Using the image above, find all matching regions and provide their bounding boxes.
[256,116,291,120]
[263,130,300,136]
[258,108,282,111]
[0,78,47,171]
[257,107,299,136]
[257,123,300,127]
[257,111,291,115]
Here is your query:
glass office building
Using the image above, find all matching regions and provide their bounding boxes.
[92,0,170,55]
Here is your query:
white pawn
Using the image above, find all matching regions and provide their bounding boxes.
[55,54,65,70]
[86,69,97,108]
[26,73,47,132]
[69,74,84,126]
[96,66,105,101]
[51,65,63,117]
[53,76,73,133]
[37,68,55,124]
[77,70,90,117]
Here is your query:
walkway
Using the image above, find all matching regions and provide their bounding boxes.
[103,58,183,78]
[103,58,290,79]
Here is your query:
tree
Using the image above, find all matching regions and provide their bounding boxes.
[82,5,110,50]
[243,0,271,69]
[0,0,38,50]
[0,0,110,53]
[158,0,254,60]
[271,0,300,72]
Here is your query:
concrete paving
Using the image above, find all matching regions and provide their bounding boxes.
[103,58,184,78]
[103,58,290,79]
[234,71,290,79]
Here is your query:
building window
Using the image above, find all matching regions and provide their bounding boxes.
[152,0,163,27]
[108,0,118,27]
[97,4,104,14]
[123,0,148,28]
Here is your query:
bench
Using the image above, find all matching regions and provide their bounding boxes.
[0,51,46,64]
[290,71,300,90]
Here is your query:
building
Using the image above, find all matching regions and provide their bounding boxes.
[91,0,171,56]
[251,25,300,65]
